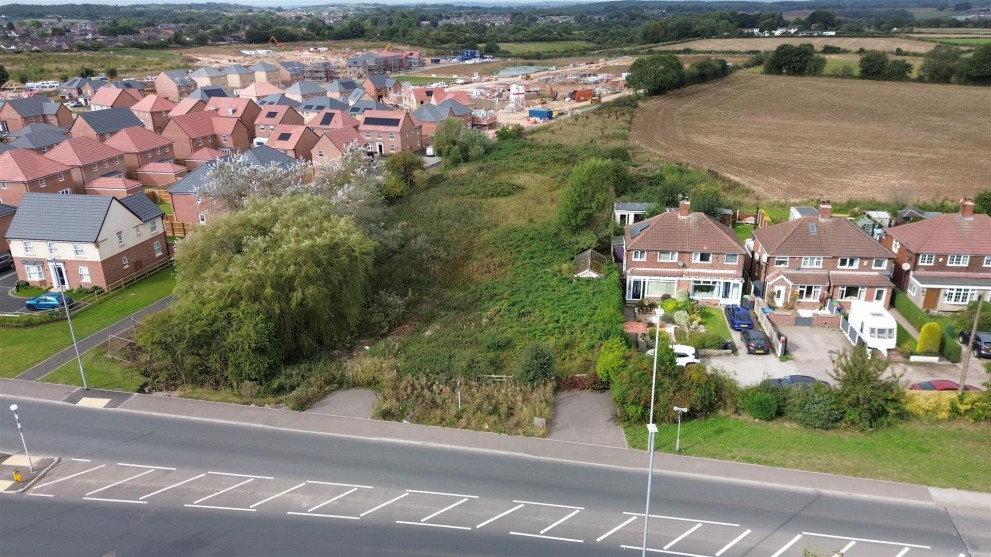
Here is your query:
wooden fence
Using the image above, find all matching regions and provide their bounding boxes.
[164,217,193,238]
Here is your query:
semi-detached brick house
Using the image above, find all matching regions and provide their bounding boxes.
[161,111,250,161]
[265,125,319,161]
[70,107,144,143]
[89,85,142,111]
[129,94,176,134]
[623,199,747,305]
[155,70,196,103]
[104,127,176,181]
[0,97,73,134]
[311,128,363,168]
[255,105,305,141]
[751,202,895,310]
[45,137,126,186]
[5,192,168,290]
[882,198,991,312]
[0,149,77,205]
[205,97,261,140]
[358,110,422,156]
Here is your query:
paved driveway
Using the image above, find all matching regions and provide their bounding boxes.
[549,391,627,448]
[307,388,378,418]
[709,325,851,386]
[0,269,27,314]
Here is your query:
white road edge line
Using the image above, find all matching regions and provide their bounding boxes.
[139,473,205,500]
[70,458,91,462]
[192,478,253,505]
[250,482,307,509]
[421,497,469,523]
[664,523,703,550]
[801,532,931,549]
[834,540,856,556]
[306,480,373,489]
[83,497,147,504]
[893,549,911,557]
[359,493,409,517]
[619,546,707,557]
[476,503,525,529]
[288,511,359,520]
[184,504,255,512]
[27,493,54,498]
[770,534,803,557]
[714,528,751,556]
[540,508,582,535]
[596,515,639,542]
[511,531,583,543]
[308,488,359,513]
[406,489,479,499]
[623,511,739,527]
[85,469,155,496]
[34,464,106,489]
[207,471,274,480]
[118,463,176,471]
[514,499,584,510]
[396,521,472,531]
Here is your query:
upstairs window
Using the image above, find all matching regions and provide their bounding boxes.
[631,250,646,262]
[692,252,712,264]
[947,255,969,267]
[801,256,823,268]
[918,254,934,265]
[837,257,859,269]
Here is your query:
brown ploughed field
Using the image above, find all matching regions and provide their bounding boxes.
[628,73,991,201]
[655,37,937,53]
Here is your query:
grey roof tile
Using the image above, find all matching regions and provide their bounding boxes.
[75,107,143,135]
[9,130,70,149]
[6,193,114,242]
[119,192,164,223]
[0,203,16,217]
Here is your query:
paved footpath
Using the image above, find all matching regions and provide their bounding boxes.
[15,296,173,382]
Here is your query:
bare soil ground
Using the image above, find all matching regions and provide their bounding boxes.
[655,37,938,53]
[628,73,991,201]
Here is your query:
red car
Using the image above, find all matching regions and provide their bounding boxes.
[910,380,981,392]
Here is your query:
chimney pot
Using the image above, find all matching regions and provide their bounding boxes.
[960,197,974,219]
[679,198,691,217]
[819,201,832,222]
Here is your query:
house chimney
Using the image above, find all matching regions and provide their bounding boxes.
[679,198,691,218]
[818,200,832,222]
[960,197,974,219]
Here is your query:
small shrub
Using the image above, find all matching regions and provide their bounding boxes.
[685,331,729,350]
[786,385,844,429]
[940,332,962,363]
[239,380,260,400]
[595,336,628,382]
[741,389,778,420]
[916,323,942,355]
[515,342,556,385]
[560,374,608,391]
[903,391,958,421]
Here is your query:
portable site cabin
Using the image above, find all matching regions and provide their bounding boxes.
[846,301,897,356]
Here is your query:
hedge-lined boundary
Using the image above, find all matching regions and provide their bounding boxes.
[891,288,962,363]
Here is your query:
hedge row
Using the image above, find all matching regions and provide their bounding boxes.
[891,289,962,363]
[0,309,65,328]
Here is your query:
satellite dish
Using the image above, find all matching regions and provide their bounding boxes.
[677,261,685,268]
[901,262,911,271]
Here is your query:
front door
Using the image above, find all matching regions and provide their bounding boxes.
[923,288,939,310]
[774,285,786,306]
[377,142,384,155]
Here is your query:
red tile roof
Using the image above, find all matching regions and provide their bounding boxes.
[205,97,256,118]
[358,110,409,132]
[256,105,299,125]
[828,272,894,287]
[239,82,283,98]
[186,147,225,161]
[885,212,991,256]
[105,126,173,153]
[754,215,891,258]
[90,86,141,107]
[137,161,187,174]
[45,136,125,166]
[321,128,363,151]
[131,94,176,113]
[169,98,206,117]
[625,210,745,255]
[0,149,71,181]
[167,111,217,139]
[308,109,359,130]
[84,177,142,190]
[266,125,316,150]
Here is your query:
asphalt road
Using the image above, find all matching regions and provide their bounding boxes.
[0,397,976,557]
[0,268,26,313]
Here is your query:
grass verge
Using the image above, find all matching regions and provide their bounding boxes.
[11,285,48,298]
[41,343,145,391]
[700,307,733,340]
[0,265,175,377]
[624,415,991,492]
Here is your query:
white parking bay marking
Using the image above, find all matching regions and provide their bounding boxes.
[833,540,856,556]
[139,474,206,500]
[359,493,409,517]
[508,500,585,544]
[714,529,751,556]
[476,503,525,529]
[623,511,739,527]
[395,490,480,530]
[596,515,639,542]
[190,478,254,505]
[893,549,911,557]
[801,532,930,550]
[34,465,106,489]
[83,497,147,504]
[85,469,156,496]
[540,508,582,535]
[207,471,274,480]
[770,534,804,557]
[118,463,176,470]
[420,497,471,523]
[250,482,306,509]
[511,531,583,544]
[307,488,360,513]
[618,546,707,556]
[664,523,703,550]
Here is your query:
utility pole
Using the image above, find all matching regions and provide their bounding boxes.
[958,292,984,394]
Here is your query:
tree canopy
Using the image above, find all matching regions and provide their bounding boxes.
[763,43,826,76]
[556,158,626,242]
[433,118,494,165]
[625,54,686,95]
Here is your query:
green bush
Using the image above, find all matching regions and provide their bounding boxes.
[595,336,628,382]
[940,332,962,363]
[829,346,905,430]
[916,322,942,355]
[741,389,778,420]
[786,385,844,429]
[515,342,556,385]
[684,331,729,350]
[892,288,930,332]
[0,309,65,328]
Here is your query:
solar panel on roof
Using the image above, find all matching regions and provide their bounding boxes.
[277,132,292,141]
[809,223,817,235]
[319,113,335,126]
[630,222,650,238]
[364,117,401,127]
[265,111,278,118]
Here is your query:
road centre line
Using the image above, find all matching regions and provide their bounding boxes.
[802,532,931,549]
[407,489,479,499]
[894,549,911,557]
[596,515,639,542]
[184,504,256,512]
[250,482,307,509]
[420,497,470,523]
[540,508,582,535]
[34,465,106,489]
[624,511,739,527]
[511,531,583,544]
[476,503,525,529]
[85,469,155,496]
[664,523,703,550]
[83,497,147,504]
[770,534,804,557]
[118,463,176,471]
[308,488,360,513]
[396,521,472,531]
[714,529,751,556]
[139,474,206,500]
[288,511,359,520]
[359,493,409,517]
[514,499,584,510]
[834,541,856,556]
[208,471,274,480]
[619,546,707,557]
[306,480,373,489]
[192,478,253,505]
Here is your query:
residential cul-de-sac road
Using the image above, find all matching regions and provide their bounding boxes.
[0,396,982,557]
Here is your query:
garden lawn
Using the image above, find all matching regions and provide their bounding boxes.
[0,266,175,377]
[41,345,145,392]
[701,307,732,340]
[11,285,47,298]
[624,416,991,491]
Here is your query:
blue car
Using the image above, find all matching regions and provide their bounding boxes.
[724,304,754,330]
[25,293,73,311]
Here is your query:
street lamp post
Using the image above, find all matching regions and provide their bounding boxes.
[9,404,35,473]
[49,259,88,390]
[673,406,689,453]
[641,308,662,557]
